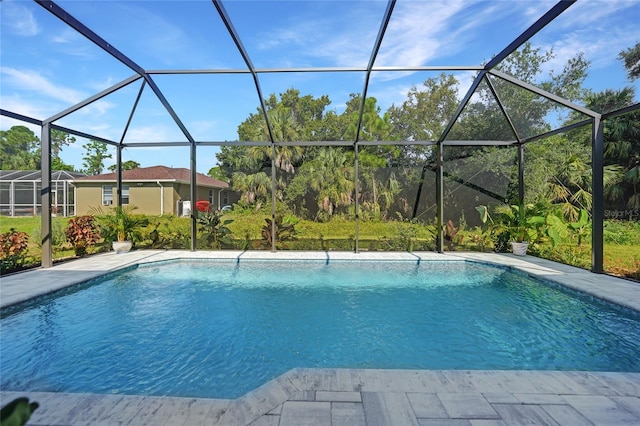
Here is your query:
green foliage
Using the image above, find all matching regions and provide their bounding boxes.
[51,157,76,172]
[566,209,590,246]
[381,217,420,251]
[145,216,190,249]
[108,160,140,172]
[261,214,298,248]
[29,218,68,248]
[495,203,545,243]
[604,220,640,245]
[619,42,640,80]
[197,210,234,249]
[1,397,39,426]
[232,171,271,209]
[207,166,228,182]
[51,130,75,162]
[64,216,100,257]
[93,206,149,246]
[0,228,29,274]
[82,140,112,175]
[0,126,40,170]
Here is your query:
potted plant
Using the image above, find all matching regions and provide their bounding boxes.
[95,206,149,253]
[495,203,544,255]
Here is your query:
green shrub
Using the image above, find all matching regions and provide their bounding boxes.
[604,220,640,245]
[261,214,298,248]
[197,210,234,249]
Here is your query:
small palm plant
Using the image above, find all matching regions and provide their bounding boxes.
[93,205,149,248]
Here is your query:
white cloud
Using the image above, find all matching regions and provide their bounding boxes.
[0,116,40,135]
[83,100,115,117]
[535,18,639,79]
[375,0,467,67]
[51,28,80,44]
[1,1,39,36]
[0,94,52,123]
[88,76,120,93]
[48,28,99,59]
[524,2,558,21]
[454,72,479,101]
[188,120,217,139]
[1,67,85,104]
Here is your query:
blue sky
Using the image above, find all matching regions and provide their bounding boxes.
[1,0,639,174]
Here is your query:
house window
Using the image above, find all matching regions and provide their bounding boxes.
[121,186,129,205]
[223,192,228,205]
[102,186,113,205]
[208,190,214,204]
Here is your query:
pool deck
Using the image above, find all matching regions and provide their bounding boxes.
[1,250,640,425]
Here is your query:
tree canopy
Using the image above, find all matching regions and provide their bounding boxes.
[0,126,40,170]
[82,140,112,175]
[213,42,637,226]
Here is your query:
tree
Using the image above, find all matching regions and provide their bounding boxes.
[586,88,640,211]
[287,147,354,220]
[388,74,459,164]
[51,130,75,161]
[49,130,77,171]
[207,166,228,182]
[52,157,76,172]
[445,42,590,216]
[82,140,112,175]
[619,42,640,80]
[108,160,140,172]
[0,126,40,170]
[231,171,271,209]
[247,106,304,173]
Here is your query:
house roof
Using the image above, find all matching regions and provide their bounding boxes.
[0,170,86,181]
[72,166,229,189]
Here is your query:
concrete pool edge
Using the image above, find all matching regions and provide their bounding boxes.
[4,249,637,312]
[2,369,640,425]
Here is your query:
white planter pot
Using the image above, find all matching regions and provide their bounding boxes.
[511,241,529,256]
[112,240,133,253]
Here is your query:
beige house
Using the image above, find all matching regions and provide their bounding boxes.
[72,166,233,216]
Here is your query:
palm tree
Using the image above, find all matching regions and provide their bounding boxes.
[232,171,271,209]
[586,88,640,211]
[248,106,304,174]
[307,148,354,218]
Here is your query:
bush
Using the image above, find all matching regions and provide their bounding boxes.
[197,210,234,249]
[0,228,29,274]
[65,216,100,257]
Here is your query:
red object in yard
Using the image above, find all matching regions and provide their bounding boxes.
[195,200,210,212]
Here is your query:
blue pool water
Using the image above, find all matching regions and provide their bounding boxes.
[1,260,639,399]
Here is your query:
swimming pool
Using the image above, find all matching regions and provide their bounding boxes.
[1,259,639,399]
